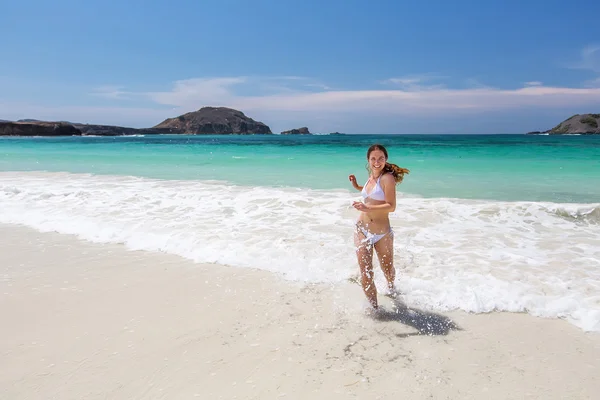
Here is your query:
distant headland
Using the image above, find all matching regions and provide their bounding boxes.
[0,107,273,136]
[280,127,310,135]
[5,107,599,137]
[527,113,600,135]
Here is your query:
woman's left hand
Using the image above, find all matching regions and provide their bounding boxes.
[352,201,370,212]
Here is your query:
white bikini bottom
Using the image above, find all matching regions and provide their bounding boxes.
[356,225,394,246]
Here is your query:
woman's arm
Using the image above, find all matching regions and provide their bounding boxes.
[348,174,363,191]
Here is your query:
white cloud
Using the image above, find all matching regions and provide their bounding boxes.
[138,76,600,114]
[90,85,130,99]
[568,44,600,73]
[5,72,600,130]
[304,83,333,90]
[380,74,447,91]
[566,44,600,89]
[383,77,422,86]
[584,77,600,88]
[580,45,600,72]
[146,77,246,106]
[463,78,493,89]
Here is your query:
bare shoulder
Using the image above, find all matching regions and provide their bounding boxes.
[381,173,396,186]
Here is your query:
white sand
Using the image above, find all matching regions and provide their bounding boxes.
[1,224,599,399]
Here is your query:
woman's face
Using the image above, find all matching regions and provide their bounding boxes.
[368,149,386,174]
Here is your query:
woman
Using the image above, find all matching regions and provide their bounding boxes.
[348,144,409,310]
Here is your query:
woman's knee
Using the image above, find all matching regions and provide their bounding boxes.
[360,269,374,285]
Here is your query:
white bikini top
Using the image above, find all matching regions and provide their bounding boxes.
[361,175,386,201]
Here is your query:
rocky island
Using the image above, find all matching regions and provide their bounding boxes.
[280,127,311,135]
[528,113,600,135]
[0,107,272,136]
[154,107,271,134]
[0,121,82,136]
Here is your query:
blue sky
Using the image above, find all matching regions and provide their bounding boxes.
[1,0,600,133]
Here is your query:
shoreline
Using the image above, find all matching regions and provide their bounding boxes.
[2,223,599,399]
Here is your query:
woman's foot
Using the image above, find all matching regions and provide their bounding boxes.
[384,284,399,298]
[364,303,382,317]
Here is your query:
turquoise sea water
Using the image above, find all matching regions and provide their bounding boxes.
[1,134,600,332]
[1,134,599,202]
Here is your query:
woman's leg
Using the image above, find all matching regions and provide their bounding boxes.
[374,231,396,294]
[354,229,378,308]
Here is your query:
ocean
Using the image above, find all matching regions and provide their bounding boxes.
[1,134,599,332]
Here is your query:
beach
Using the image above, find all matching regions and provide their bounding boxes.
[2,134,600,399]
[4,0,600,397]
[2,224,599,399]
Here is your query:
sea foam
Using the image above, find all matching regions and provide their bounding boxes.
[1,171,599,332]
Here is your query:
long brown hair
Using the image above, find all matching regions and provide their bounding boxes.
[366,144,410,184]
